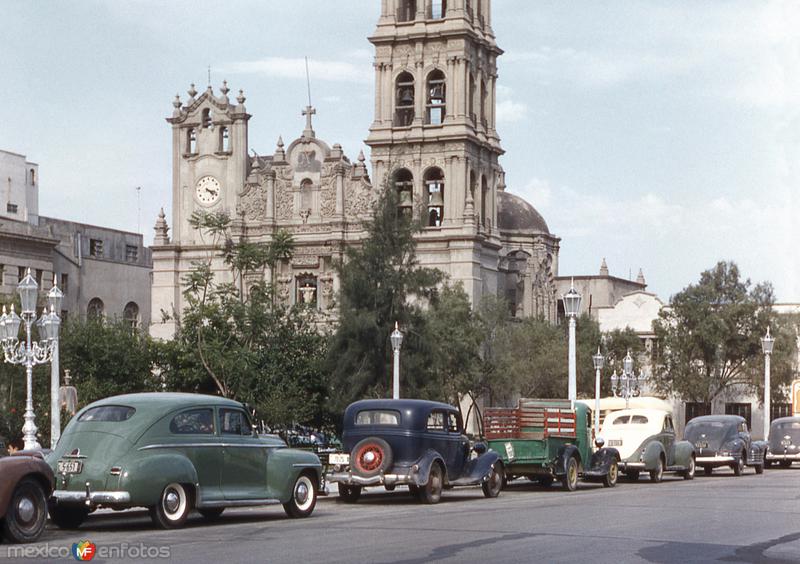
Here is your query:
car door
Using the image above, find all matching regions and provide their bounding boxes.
[218,407,268,500]
[738,421,752,461]
[166,407,224,503]
[425,409,450,472]
[446,411,470,479]
[662,415,676,466]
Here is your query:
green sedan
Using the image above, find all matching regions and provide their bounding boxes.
[47,393,322,529]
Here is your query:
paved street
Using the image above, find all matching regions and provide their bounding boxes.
[2,467,799,563]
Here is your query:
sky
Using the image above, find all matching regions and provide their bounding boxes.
[1,1,798,302]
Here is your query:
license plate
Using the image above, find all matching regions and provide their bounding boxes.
[696,442,708,448]
[781,439,792,447]
[57,460,83,475]
[608,439,623,447]
[329,453,350,465]
[504,442,515,460]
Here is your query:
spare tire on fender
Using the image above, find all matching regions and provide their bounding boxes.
[351,437,393,478]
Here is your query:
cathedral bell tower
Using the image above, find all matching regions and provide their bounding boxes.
[166,82,250,244]
[366,0,504,301]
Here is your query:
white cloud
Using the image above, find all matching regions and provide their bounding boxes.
[223,57,371,84]
[495,84,528,123]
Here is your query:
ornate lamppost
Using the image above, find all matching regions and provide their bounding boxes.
[0,269,62,450]
[592,347,605,435]
[761,326,775,441]
[390,322,404,400]
[562,280,582,403]
[611,350,646,409]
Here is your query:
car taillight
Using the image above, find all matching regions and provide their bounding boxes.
[109,467,122,476]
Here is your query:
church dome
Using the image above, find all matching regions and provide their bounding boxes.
[497,191,550,234]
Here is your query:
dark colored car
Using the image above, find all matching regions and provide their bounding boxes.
[326,399,503,504]
[765,416,800,468]
[684,415,766,476]
[0,453,54,543]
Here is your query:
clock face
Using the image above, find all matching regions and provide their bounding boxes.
[195,176,221,205]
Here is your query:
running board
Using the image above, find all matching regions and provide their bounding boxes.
[665,466,688,472]
[197,498,282,508]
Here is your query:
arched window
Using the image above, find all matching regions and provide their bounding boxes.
[201,108,212,129]
[430,0,446,19]
[469,170,477,204]
[300,179,313,210]
[296,274,318,308]
[468,73,476,122]
[87,298,104,321]
[29,169,36,185]
[480,79,488,127]
[426,70,446,125]
[219,127,230,152]
[187,128,197,154]
[394,168,414,218]
[395,72,415,126]
[123,302,139,329]
[398,0,416,22]
[481,175,489,227]
[424,168,444,227]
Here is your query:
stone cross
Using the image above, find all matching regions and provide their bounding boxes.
[302,105,316,138]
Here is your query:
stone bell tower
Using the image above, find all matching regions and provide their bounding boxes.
[366,0,505,301]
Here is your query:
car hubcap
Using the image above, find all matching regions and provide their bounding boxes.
[165,490,180,514]
[17,496,35,524]
[296,482,309,504]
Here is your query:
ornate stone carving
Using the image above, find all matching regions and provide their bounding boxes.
[276,275,292,304]
[275,180,293,220]
[319,179,337,217]
[236,184,267,221]
[320,272,335,309]
[345,181,373,217]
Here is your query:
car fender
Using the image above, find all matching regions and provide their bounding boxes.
[267,448,322,502]
[0,457,53,520]
[120,453,199,507]
[643,441,665,469]
[555,445,581,476]
[460,450,503,483]
[413,449,447,486]
[750,440,768,464]
[672,440,695,467]
[589,447,620,473]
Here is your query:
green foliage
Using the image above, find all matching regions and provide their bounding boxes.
[652,261,778,403]
[327,182,444,412]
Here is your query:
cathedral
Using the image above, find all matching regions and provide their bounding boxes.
[149,0,560,340]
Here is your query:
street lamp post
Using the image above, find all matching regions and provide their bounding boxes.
[611,350,646,409]
[0,269,62,450]
[562,280,582,403]
[592,348,605,435]
[48,276,63,448]
[390,322,404,400]
[761,327,775,441]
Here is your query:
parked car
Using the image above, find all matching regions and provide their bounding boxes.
[326,399,504,504]
[683,415,766,476]
[484,399,620,490]
[599,409,695,482]
[47,393,323,530]
[0,452,54,543]
[765,416,800,468]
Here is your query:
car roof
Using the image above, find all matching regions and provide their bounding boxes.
[772,416,800,424]
[88,392,242,410]
[346,398,456,412]
[686,415,744,424]
[606,408,669,419]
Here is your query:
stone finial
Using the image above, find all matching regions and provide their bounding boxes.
[237,89,246,105]
[172,94,182,109]
[188,83,197,99]
[331,143,343,159]
[154,207,170,245]
[636,268,646,285]
[600,258,609,276]
[274,136,286,161]
[220,80,230,96]
[358,150,366,164]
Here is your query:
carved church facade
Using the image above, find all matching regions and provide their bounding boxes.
[150,0,560,339]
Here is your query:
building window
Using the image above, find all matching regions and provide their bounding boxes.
[125,244,138,262]
[219,126,230,152]
[60,273,68,293]
[296,274,318,307]
[30,168,36,185]
[424,167,444,227]
[201,108,212,129]
[300,179,313,211]
[398,0,416,21]
[87,297,105,320]
[393,168,414,218]
[123,302,140,329]
[481,175,489,227]
[17,266,25,284]
[0,264,4,285]
[395,72,415,127]
[725,402,752,430]
[35,269,43,287]
[187,128,197,154]
[468,73,476,122]
[685,402,711,426]
[426,70,446,125]
[772,403,792,421]
[480,79,488,128]
[430,0,446,19]
[89,239,104,257]
[6,203,18,214]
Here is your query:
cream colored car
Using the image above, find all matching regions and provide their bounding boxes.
[599,409,695,482]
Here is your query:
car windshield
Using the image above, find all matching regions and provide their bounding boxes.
[78,405,136,422]
[355,410,400,426]
[684,421,735,444]
[773,421,800,438]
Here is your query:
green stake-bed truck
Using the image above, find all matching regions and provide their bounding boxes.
[483,399,620,490]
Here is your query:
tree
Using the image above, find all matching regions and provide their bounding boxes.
[651,261,776,404]
[326,182,443,412]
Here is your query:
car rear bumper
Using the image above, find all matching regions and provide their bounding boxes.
[618,462,647,471]
[326,471,419,487]
[766,452,800,461]
[52,489,131,507]
[695,455,735,466]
